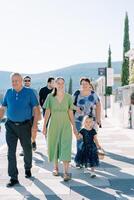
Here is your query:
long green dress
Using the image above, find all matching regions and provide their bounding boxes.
[43,93,74,162]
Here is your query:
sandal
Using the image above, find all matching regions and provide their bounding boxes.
[52,169,59,176]
[63,173,71,181]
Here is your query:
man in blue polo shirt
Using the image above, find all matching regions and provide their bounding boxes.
[0,73,40,187]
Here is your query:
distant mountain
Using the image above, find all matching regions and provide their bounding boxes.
[0,61,121,93]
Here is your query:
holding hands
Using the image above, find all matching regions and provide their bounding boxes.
[72,126,79,140]
[42,125,47,138]
[77,133,83,140]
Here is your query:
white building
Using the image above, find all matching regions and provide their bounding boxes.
[125,49,134,84]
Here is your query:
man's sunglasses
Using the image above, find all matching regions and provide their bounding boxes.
[24,79,31,82]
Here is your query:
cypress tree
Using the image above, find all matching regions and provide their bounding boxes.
[121,12,130,86]
[106,45,112,95]
[68,77,73,95]
[108,45,111,68]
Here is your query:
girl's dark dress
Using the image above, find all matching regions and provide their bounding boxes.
[75,128,99,167]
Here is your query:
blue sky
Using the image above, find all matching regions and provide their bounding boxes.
[0,0,134,73]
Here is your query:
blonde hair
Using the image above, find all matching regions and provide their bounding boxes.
[52,77,65,96]
[81,115,93,128]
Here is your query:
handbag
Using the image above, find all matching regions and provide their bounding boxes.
[97,148,105,160]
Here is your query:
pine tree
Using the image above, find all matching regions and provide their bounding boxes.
[68,77,72,95]
[121,12,130,86]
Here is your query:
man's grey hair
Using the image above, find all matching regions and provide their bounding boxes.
[10,72,23,80]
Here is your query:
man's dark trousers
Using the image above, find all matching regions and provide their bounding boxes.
[5,120,32,180]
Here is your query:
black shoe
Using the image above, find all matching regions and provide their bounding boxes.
[32,142,37,151]
[76,163,80,167]
[19,151,24,156]
[6,179,19,187]
[90,172,96,178]
[25,169,32,178]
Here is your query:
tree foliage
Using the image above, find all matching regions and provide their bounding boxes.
[68,77,72,95]
[121,12,130,86]
[106,45,112,95]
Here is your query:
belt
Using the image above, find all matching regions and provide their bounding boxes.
[8,119,31,126]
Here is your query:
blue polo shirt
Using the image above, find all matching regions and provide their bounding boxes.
[2,87,39,122]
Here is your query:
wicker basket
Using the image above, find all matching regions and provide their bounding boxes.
[98,148,105,160]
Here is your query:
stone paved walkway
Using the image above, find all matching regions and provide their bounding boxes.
[0,117,134,200]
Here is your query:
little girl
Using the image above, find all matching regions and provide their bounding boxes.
[75,115,102,178]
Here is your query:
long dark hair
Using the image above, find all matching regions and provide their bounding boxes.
[52,77,65,96]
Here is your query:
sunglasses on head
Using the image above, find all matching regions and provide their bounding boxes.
[24,79,31,82]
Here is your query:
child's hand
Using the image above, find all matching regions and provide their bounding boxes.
[75,134,80,140]
[77,133,83,140]
[42,125,47,137]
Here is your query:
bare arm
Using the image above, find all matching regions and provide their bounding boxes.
[0,106,6,119]
[32,106,41,129]
[94,135,101,149]
[68,109,78,138]
[73,105,82,113]
[96,102,101,124]
[42,109,51,136]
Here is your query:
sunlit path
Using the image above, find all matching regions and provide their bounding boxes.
[0,116,134,200]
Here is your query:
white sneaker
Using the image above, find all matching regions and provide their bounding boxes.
[90,172,96,178]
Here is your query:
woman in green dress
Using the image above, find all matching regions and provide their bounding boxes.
[42,77,78,181]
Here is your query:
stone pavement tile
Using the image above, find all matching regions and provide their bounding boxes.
[46,193,90,200]
[102,168,134,179]
[112,142,134,146]
[105,151,134,160]
[0,177,33,188]
[32,158,46,167]
[1,184,45,197]
[0,152,7,157]
[1,119,134,200]
[23,192,120,200]
[98,161,119,169]
[37,168,54,175]
[0,167,39,176]
[0,196,23,200]
[99,160,134,169]
[116,194,134,200]
[64,191,93,200]
[102,157,133,167]
[34,160,77,175]
[109,179,134,196]
[29,178,70,195]
[33,162,66,175]
[103,159,134,169]
[0,178,33,187]
[101,146,123,153]
[69,167,85,175]
[102,137,130,142]
[68,175,110,187]
[24,194,88,200]
[35,172,72,180]
[0,186,27,195]
[70,186,117,200]
[124,155,134,161]
[24,195,47,200]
